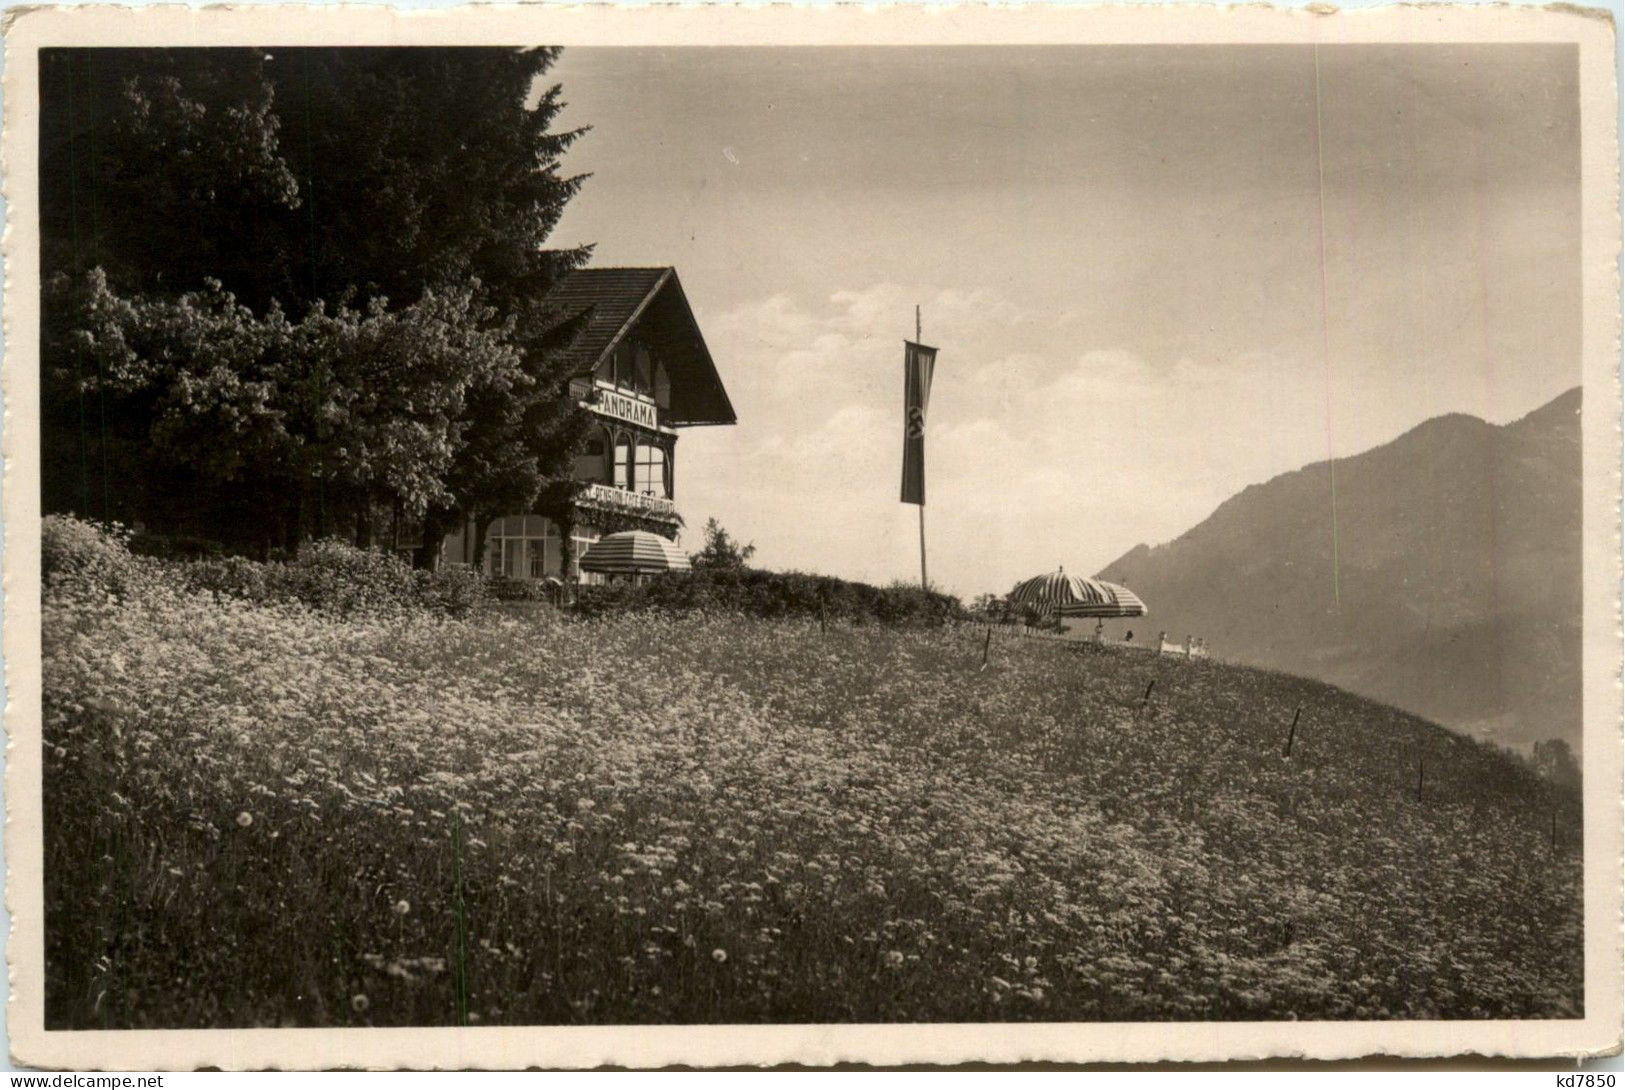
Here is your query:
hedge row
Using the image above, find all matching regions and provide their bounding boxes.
[46,515,971,626]
[570,567,966,627]
[44,516,482,618]
[179,541,484,617]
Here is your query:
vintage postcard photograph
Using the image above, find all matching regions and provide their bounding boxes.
[3,3,1619,1070]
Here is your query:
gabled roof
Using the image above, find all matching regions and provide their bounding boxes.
[549,268,671,372]
[548,266,737,427]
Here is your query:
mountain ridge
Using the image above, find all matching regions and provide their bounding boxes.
[1099,386,1582,751]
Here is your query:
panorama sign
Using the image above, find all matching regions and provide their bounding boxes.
[587,386,660,430]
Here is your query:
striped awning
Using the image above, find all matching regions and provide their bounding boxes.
[1008,569,1147,618]
[578,530,692,574]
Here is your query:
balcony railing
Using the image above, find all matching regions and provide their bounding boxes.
[576,482,680,521]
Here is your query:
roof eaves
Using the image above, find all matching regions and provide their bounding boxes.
[662,272,738,427]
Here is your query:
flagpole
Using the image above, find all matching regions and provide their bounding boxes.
[915,304,927,590]
[919,506,927,590]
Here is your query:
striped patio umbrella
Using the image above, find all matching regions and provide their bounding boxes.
[578,530,692,575]
[1058,582,1147,619]
[1007,568,1147,618]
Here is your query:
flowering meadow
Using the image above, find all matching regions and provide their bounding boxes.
[44,520,1583,1027]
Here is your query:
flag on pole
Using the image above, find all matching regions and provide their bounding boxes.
[900,340,937,505]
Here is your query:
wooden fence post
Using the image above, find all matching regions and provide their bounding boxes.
[981,624,993,669]
[1284,706,1301,758]
[1416,757,1425,803]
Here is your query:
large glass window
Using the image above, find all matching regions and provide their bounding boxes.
[529,535,555,579]
[575,431,611,484]
[486,516,560,580]
[635,441,668,498]
[613,434,632,490]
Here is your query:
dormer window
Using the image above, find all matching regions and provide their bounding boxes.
[601,339,658,400]
[634,344,653,396]
[653,359,670,410]
[612,341,633,389]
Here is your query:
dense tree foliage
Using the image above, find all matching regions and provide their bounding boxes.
[40,47,590,558]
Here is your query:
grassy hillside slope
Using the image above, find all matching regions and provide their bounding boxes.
[45,530,1582,1027]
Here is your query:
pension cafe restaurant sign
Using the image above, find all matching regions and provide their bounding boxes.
[438,266,737,583]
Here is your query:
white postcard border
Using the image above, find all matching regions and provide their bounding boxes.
[2,2,1618,1069]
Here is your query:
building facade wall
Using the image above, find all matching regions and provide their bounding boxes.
[437,318,686,581]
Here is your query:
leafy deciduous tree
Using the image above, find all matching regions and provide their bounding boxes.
[41,47,592,559]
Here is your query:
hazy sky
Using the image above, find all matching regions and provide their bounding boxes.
[546,45,1581,598]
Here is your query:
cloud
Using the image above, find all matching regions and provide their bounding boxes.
[679,284,1349,597]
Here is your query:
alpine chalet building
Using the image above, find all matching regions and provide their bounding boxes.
[439,267,736,582]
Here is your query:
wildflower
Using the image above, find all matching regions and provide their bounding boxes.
[37,523,1588,1024]
[235,811,253,828]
